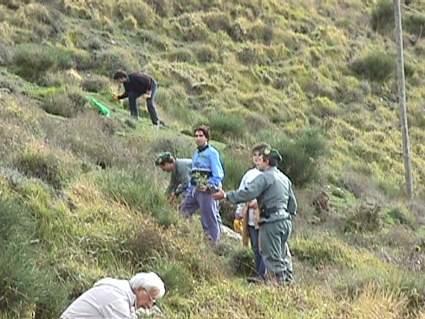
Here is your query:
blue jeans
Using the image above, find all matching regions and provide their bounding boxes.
[248,225,266,278]
[146,80,159,125]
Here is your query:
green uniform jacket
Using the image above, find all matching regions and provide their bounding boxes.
[167,159,192,196]
[226,167,297,224]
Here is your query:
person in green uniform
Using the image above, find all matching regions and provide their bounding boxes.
[155,152,192,201]
[212,144,297,284]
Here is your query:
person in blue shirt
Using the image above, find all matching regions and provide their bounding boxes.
[180,125,224,244]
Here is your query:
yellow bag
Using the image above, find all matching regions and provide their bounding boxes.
[233,219,244,235]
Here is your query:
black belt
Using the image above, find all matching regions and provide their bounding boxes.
[260,207,280,218]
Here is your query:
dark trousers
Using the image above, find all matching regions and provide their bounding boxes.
[247,225,266,278]
[128,80,160,124]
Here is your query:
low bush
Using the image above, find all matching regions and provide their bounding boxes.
[221,148,251,189]
[385,206,416,228]
[194,44,219,63]
[0,198,68,317]
[0,41,12,66]
[292,234,355,268]
[371,0,393,33]
[96,168,175,225]
[344,200,383,233]
[42,112,134,168]
[203,11,231,33]
[350,51,394,82]
[94,47,141,76]
[14,146,78,189]
[149,135,193,159]
[166,48,194,63]
[114,0,156,28]
[247,22,274,45]
[405,13,425,36]
[82,74,111,93]
[312,96,339,118]
[207,113,246,142]
[273,128,327,186]
[12,44,74,82]
[145,0,173,17]
[227,247,255,277]
[237,46,267,65]
[42,87,87,118]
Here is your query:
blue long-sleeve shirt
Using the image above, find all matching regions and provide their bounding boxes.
[191,144,224,187]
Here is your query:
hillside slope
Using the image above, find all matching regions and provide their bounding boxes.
[0,0,425,318]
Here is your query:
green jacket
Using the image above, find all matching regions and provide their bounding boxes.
[167,159,192,196]
[226,167,297,224]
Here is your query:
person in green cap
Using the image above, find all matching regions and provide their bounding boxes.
[212,144,297,285]
[155,152,192,202]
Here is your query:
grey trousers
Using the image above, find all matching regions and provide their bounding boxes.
[259,218,293,282]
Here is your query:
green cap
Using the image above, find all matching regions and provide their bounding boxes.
[261,146,282,163]
[155,152,174,166]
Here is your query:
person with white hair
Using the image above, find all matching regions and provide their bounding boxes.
[60,272,165,319]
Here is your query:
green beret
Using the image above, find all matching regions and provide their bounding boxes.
[155,152,174,166]
[270,148,283,162]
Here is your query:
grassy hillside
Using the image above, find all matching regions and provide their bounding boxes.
[1,0,425,318]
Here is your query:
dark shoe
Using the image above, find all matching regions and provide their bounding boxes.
[247,276,265,284]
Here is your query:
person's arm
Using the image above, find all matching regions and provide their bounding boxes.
[166,172,178,195]
[207,150,224,187]
[175,163,191,195]
[117,90,128,99]
[226,174,268,204]
[287,184,297,215]
[102,299,134,319]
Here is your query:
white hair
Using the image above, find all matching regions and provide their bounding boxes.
[129,272,165,298]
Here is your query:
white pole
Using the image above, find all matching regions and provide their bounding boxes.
[393,0,414,199]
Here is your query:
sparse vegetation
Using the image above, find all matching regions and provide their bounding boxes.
[1,0,425,318]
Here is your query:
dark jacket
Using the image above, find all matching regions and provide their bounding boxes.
[117,72,153,99]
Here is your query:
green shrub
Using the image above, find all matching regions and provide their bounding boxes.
[221,148,251,189]
[228,21,247,42]
[247,23,274,45]
[42,112,134,168]
[166,48,194,63]
[82,75,111,93]
[312,96,339,118]
[350,51,394,82]
[42,87,87,118]
[194,44,219,63]
[344,200,383,233]
[385,207,416,228]
[371,0,393,33]
[97,168,175,224]
[0,199,68,317]
[12,44,73,82]
[149,136,194,159]
[115,0,156,27]
[0,41,12,66]
[227,247,255,277]
[14,148,76,189]
[273,128,327,186]
[94,47,141,76]
[153,259,195,295]
[207,113,246,142]
[293,235,355,267]
[145,0,173,17]
[120,14,138,30]
[237,46,267,65]
[405,13,425,35]
[203,12,231,33]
